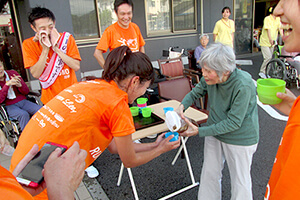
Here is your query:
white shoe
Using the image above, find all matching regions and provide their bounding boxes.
[85,165,99,178]
[133,139,141,143]
[259,72,267,79]
[146,134,157,139]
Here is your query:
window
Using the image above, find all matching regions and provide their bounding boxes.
[145,0,196,35]
[69,0,116,40]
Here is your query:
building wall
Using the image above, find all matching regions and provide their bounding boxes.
[15,0,234,77]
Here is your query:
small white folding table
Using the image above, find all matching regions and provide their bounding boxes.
[117,100,208,199]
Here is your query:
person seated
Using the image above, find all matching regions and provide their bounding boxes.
[281,47,300,77]
[194,34,209,68]
[0,61,42,131]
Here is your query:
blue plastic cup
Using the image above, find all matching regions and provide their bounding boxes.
[165,131,179,142]
[163,107,174,115]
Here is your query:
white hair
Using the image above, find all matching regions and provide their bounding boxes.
[199,34,209,40]
[199,42,236,80]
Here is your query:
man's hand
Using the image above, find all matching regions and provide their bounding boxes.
[12,144,47,196]
[44,141,87,200]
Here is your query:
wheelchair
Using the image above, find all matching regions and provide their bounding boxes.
[265,44,300,89]
[0,91,42,147]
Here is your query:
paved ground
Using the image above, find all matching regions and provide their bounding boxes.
[91,52,300,200]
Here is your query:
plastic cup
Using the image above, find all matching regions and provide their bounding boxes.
[141,107,153,118]
[137,98,148,108]
[130,106,140,117]
[163,107,174,115]
[165,131,179,142]
[257,78,286,105]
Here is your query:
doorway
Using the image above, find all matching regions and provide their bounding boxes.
[0,1,27,81]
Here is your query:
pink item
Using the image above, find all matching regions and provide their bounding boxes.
[137,103,147,108]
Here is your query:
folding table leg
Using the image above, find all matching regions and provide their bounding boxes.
[117,163,125,186]
[127,168,139,200]
[159,136,199,199]
[117,163,139,200]
[180,136,196,183]
[171,137,189,165]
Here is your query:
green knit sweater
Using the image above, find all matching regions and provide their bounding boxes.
[181,68,259,146]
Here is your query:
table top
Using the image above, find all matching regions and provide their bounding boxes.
[132,100,208,140]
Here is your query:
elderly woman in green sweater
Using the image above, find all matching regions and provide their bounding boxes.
[177,42,259,200]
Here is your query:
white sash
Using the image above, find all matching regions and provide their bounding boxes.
[39,32,70,89]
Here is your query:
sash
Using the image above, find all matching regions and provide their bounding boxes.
[39,32,70,89]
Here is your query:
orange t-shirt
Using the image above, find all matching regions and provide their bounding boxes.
[96,22,145,53]
[22,33,81,104]
[10,80,135,199]
[0,166,33,199]
[264,96,300,199]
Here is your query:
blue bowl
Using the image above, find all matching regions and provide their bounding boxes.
[165,131,179,142]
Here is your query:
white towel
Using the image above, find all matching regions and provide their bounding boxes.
[4,71,16,99]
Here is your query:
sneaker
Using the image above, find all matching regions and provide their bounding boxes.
[133,139,141,143]
[85,165,99,178]
[146,134,158,139]
[259,72,267,79]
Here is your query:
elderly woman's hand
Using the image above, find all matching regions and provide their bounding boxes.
[179,116,199,137]
[175,104,185,118]
[272,88,297,116]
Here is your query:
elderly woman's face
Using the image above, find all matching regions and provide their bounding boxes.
[200,36,209,48]
[201,64,221,85]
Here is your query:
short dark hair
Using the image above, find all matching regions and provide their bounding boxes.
[222,6,231,13]
[103,46,154,84]
[28,7,55,27]
[267,6,274,15]
[114,0,133,13]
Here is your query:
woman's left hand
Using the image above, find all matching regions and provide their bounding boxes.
[154,133,165,146]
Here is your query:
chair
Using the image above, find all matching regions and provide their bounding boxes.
[157,57,201,84]
[158,77,192,102]
[187,49,198,71]
[0,91,42,147]
[158,74,207,110]
[157,77,208,116]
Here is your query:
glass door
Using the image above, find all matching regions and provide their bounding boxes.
[0,1,27,81]
[234,0,253,55]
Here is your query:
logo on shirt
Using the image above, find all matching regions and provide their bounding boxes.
[90,147,102,159]
[118,38,139,52]
[74,94,85,103]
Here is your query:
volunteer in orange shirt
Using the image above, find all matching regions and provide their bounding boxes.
[0,126,86,200]
[22,7,81,104]
[264,0,300,199]
[11,46,180,200]
[94,0,145,68]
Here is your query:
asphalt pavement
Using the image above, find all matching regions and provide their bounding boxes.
[91,52,299,200]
